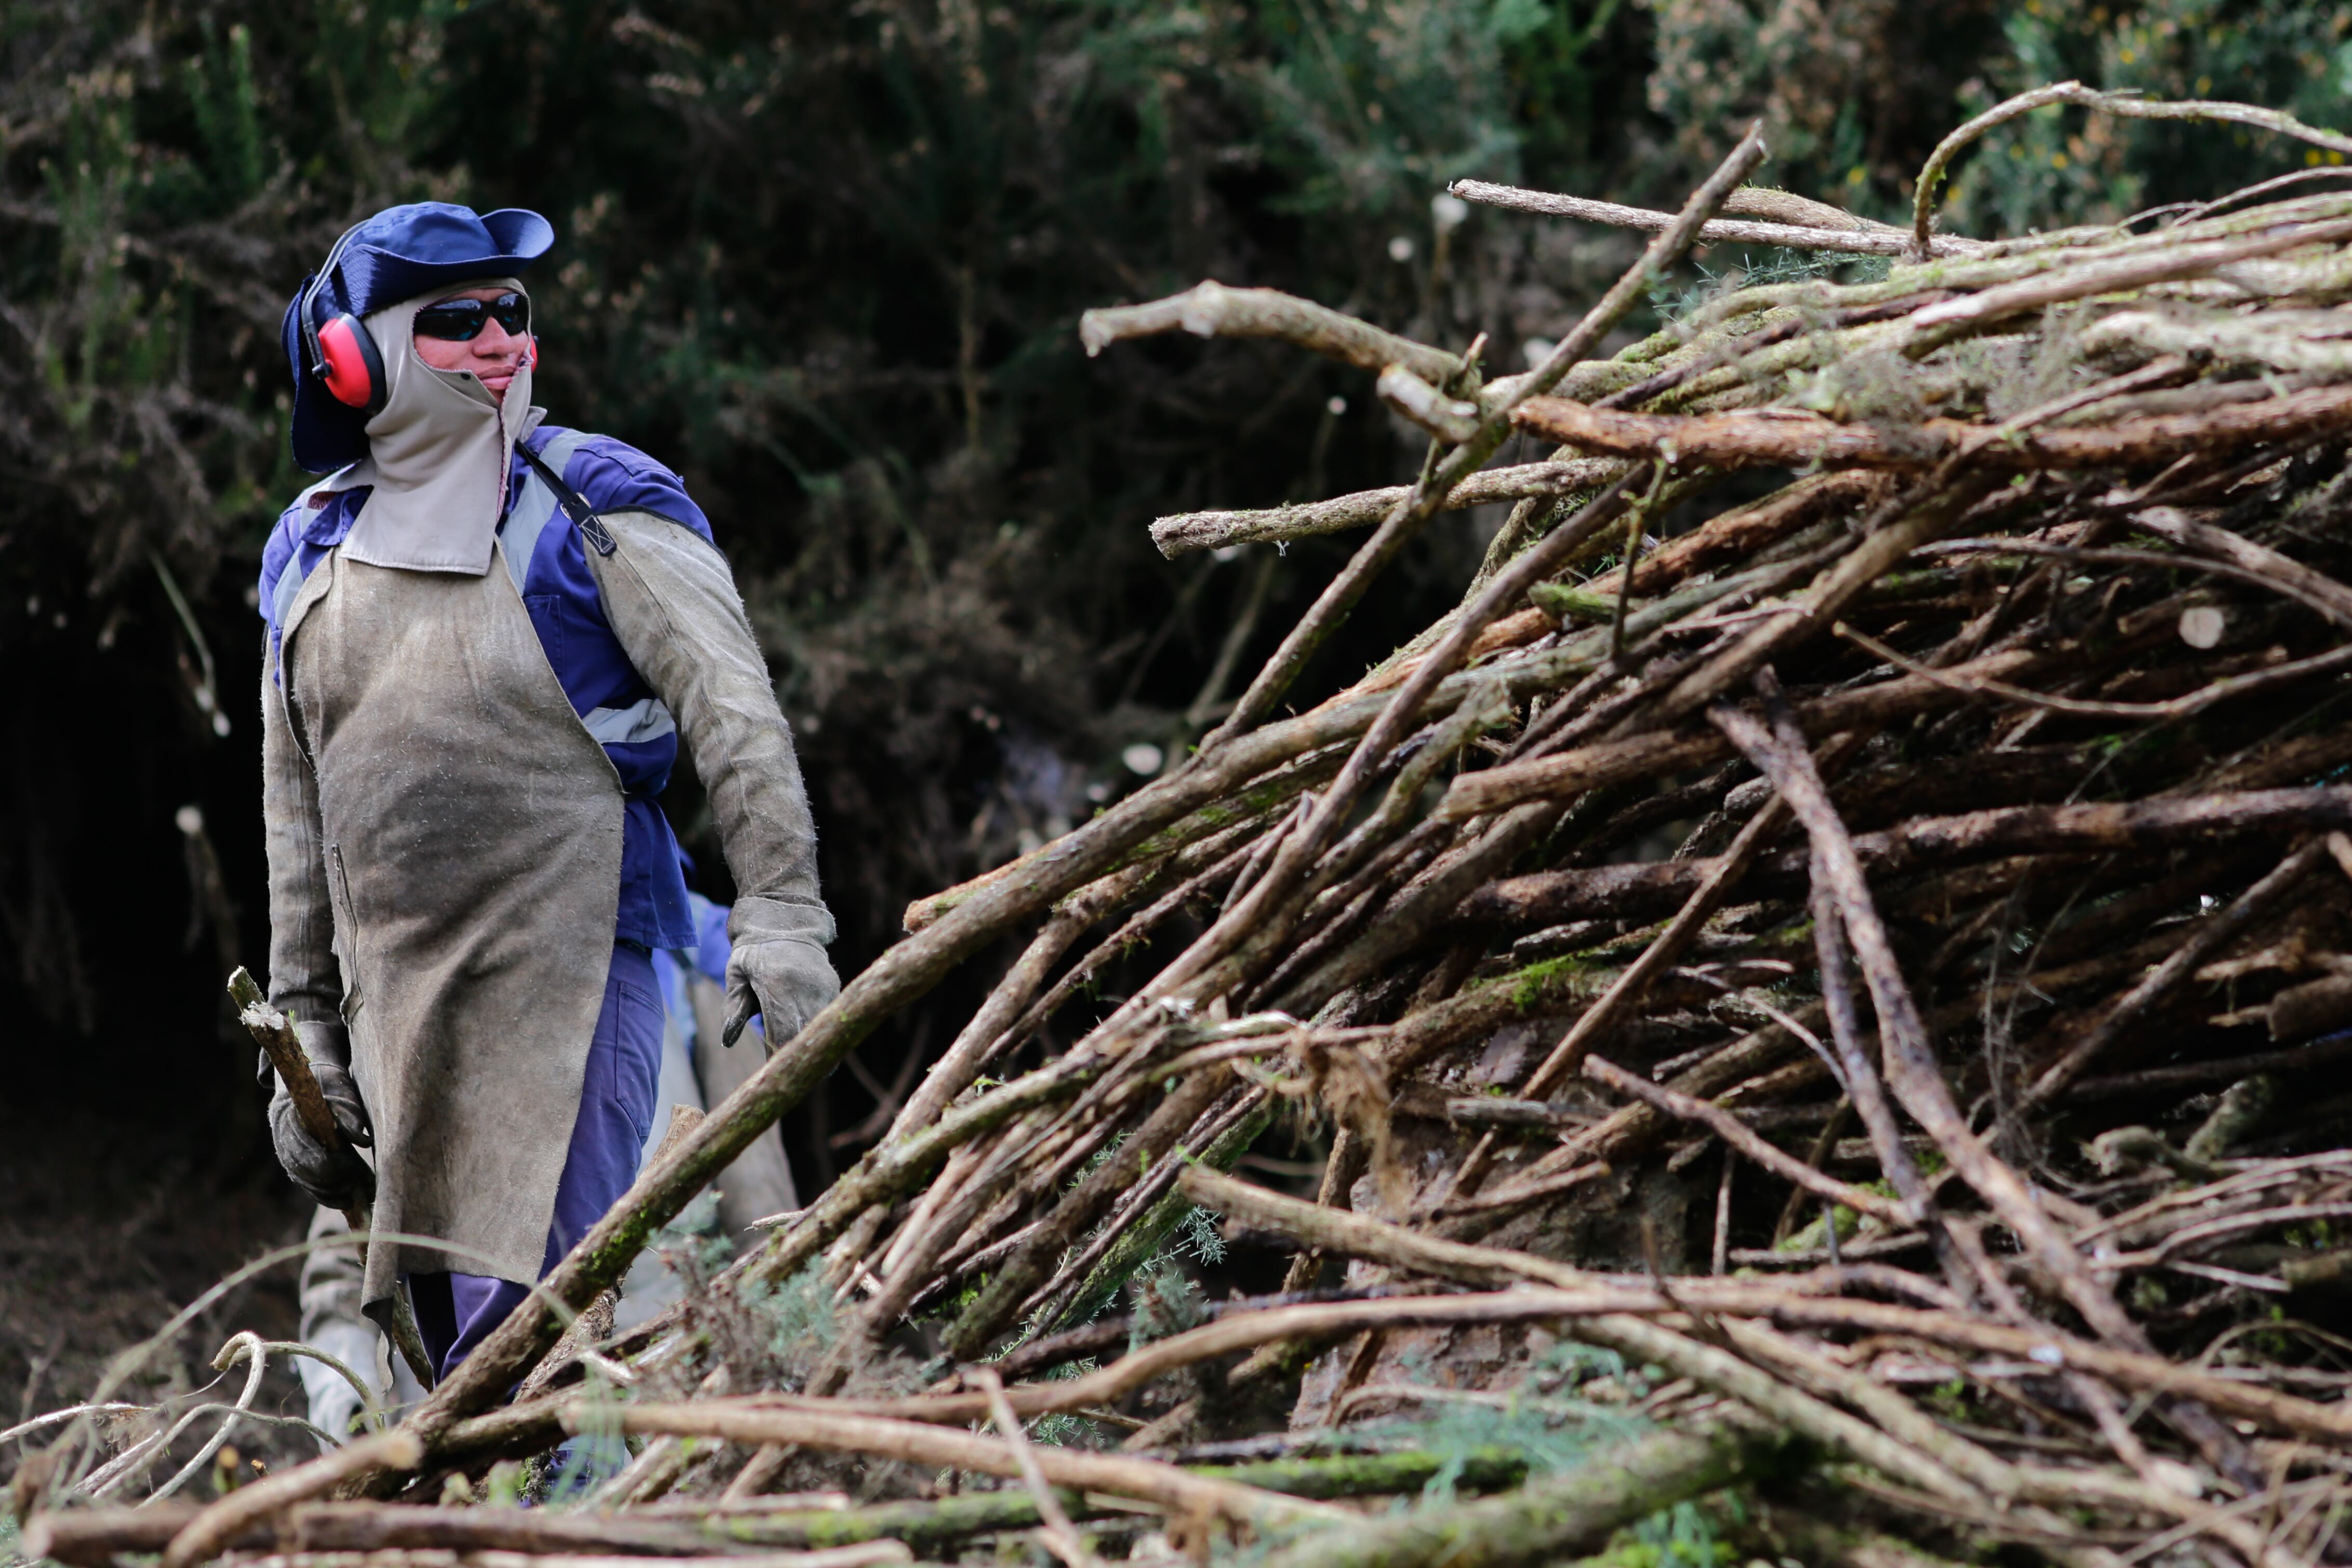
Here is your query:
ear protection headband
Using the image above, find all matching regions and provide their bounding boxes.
[298,225,388,419]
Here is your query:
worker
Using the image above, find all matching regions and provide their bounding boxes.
[257,201,836,1385]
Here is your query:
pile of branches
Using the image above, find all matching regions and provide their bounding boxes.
[27,87,2352,1568]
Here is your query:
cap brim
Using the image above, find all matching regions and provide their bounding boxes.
[479,209,556,261]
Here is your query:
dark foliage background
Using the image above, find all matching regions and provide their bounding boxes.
[3,0,2343,1293]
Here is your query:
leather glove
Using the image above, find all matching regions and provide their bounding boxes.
[723,896,840,1049]
[265,1020,376,1210]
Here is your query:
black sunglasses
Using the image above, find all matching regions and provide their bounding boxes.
[414,292,531,342]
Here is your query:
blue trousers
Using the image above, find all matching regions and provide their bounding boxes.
[409,942,663,1381]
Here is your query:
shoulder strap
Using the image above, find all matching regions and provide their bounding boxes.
[516,436,617,557]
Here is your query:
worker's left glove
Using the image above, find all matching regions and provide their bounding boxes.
[723,896,840,1050]
[265,1020,377,1211]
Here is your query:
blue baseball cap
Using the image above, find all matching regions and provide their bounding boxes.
[281,202,555,472]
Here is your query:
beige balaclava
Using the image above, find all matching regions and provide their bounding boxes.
[336,279,540,576]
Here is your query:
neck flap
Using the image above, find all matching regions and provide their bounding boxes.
[337,280,538,576]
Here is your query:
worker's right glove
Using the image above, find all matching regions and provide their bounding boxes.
[264,1020,377,1210]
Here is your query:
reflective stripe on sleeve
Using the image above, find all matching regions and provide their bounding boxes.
[582,696,677,746]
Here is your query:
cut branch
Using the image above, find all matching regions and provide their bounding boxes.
[1078,282,1464,384]
[1512,384,2352,472]
[1148,460,1624,560]
[579,1402,1341,1529]
[1449,178,1984,259]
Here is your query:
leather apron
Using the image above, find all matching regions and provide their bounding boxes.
[277,542,623,1308]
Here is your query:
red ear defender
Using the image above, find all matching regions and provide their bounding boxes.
[316,313,387,417]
